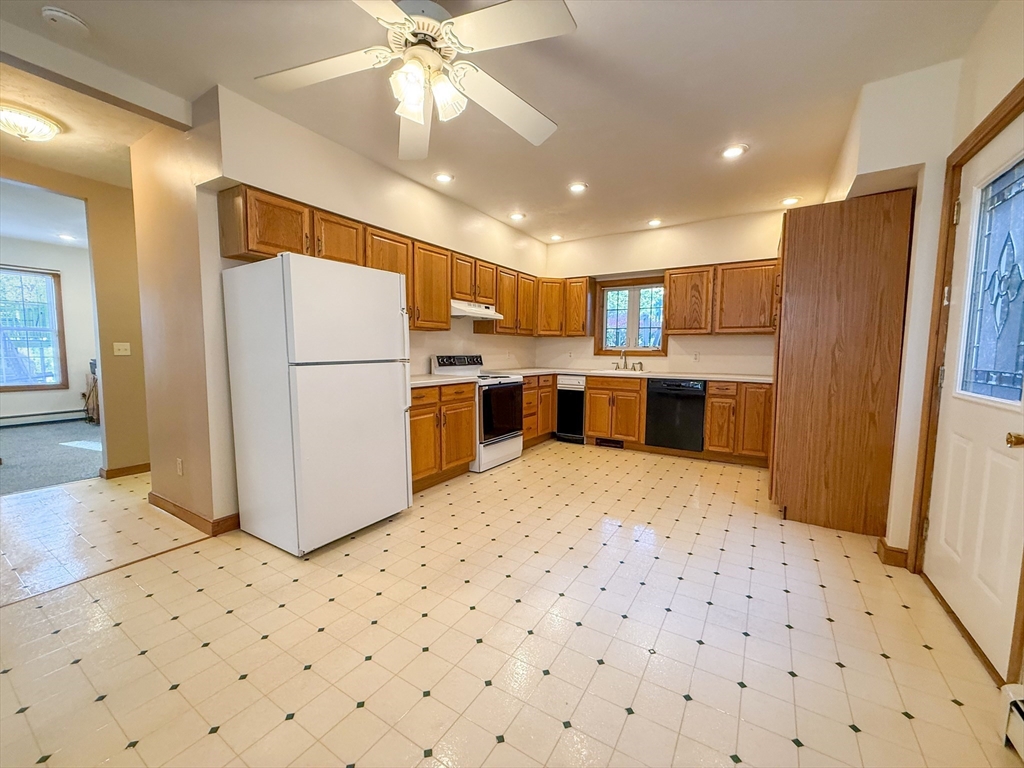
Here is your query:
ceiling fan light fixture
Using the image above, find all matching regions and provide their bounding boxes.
[431,72,467,122]
[390,59,427,124]
[0,105,62,142]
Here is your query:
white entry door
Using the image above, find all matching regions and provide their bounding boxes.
[925,114,1024,680]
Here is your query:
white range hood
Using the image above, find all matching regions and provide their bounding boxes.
[450,299,503,320]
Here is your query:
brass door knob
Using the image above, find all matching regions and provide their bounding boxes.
[1007,433,1024,448]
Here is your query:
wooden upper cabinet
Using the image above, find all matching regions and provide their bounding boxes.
[536,278,565,337]
[664,266,712,334]
[441,399,476,469]
[736,383,773,458]
[475,261,498,305]
[411,243,450,331]
[365,228,412,308]
[493,267,518,334]
[517,274,537,336]
[714,260,778,334]
[564,277,591,337]
[219,186,311,260]
[451,253,475,302]
[313,210,364,265]
[705,395,737,453]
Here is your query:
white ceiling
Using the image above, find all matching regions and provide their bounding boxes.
[0,63,158,187]
[0,177,89,247]
[0,0,995,241]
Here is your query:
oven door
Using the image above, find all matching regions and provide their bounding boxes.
[480,382,523,445]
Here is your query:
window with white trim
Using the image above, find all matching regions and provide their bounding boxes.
[602,283,664,351]
[0,267,66,389]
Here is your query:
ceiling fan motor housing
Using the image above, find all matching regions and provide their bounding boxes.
[390,0,458,60]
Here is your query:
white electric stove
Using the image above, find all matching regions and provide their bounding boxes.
[430,355,524,471]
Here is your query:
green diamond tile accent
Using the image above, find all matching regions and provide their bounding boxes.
[562,721,572,728]
[496,735,504,743]
[542,669,550,675]
[208,726,219,734]
[880,653,890,659]
[952,699,964,706]
[849,724,861,733]
[169,683,179,690]
[95,695,106,702]
[126,741,138,749]
[285,713,294,720]
[625,707,634,715]
[835,662,846,668]
[485,680,492,686]
[792,738,803,748]
[737,681,747,688]
[424,749,432,758]
[303,665,311,671]
[356,701,364,708]
[16,707,28,714]
[902,711,914,719]
[683,694,692,701]
[36,756,51,764]
[730,755,741,764]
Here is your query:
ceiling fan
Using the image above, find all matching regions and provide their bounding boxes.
[256,0,575,160]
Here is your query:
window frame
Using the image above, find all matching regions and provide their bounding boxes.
[0,266,69,392]
[593,277,668,357]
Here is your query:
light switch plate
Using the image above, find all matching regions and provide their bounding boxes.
[113,342,131,356]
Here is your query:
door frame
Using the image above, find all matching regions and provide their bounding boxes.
[908,79,1024,684]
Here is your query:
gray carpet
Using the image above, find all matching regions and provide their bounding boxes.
[0,420,104,495]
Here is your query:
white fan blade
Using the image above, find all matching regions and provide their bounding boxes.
[257,47,395,91]
[399,89,433,160]
[449,62,556,146]
[352,0,413,27]
[442,0,575,54]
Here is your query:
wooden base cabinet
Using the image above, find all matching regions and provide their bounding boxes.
[410,384,477,490]
[704,382,773,459]
[524,375,556,445]
[584,377,642,443]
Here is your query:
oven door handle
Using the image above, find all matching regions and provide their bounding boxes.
[479,381,524,391]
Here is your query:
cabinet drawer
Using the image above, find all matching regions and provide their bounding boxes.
[524,414,538,440]
[523,376,539,390]
[524,389,538,414]
[539,375,554,387]
[708,382,738,396]
[411,386,440,404]
[440,383,476,402]
[586,376,642,391]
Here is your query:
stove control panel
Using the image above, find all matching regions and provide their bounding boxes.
[434,355,483,367]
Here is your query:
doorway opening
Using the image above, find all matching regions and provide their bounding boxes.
[0,178,102,493]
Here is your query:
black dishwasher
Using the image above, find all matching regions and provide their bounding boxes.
[645,379,706,451]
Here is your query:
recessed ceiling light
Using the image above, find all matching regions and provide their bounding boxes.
[0,105,62,142]
[550,235,562,241]
[781,196,802,206]
[567,182,588,194]
[721,144,749,159]
[433,173,454,183]
[57,234,76,241]
[509,212,526,221]
[648,219,662,227]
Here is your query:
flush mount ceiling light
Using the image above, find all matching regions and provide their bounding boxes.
[648,219,662,227]
[568,182,588,194]
[509,212,526,221]
[433,172,454,183]
[256,0,577,160]
[0,105,62,142]
[57,234,76,241]
[781,196,802,206]
[550,234,562,241]
[40,6,90,37]
[721,144,748,159]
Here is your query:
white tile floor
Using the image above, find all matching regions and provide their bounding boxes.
[0,474,207,606]
[0,442,1019,767]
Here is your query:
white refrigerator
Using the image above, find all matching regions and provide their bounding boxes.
[223,253,412,556]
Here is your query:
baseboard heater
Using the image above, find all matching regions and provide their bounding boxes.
[0,410,87,427]
[594,438,624,449]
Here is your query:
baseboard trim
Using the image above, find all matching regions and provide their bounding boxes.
[412,463,470,494]
[921,573,1004,687]
[523,433,553,450]
[148,492,239,536]
[584,438,769,468]
[100,462,151,480]
[876,537,909,569]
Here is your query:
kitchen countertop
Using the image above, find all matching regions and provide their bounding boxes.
[490,368,774,384]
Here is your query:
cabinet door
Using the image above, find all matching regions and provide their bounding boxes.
[366,228,412,308]
[495,267,518,334]
[564,277,591,337]
[451,253,475,302]
[713,260,777,334]
[410,404,441,481]
[475,261,498,305]
[536,278,565,336]
[313,210,364,265]
[664,266,712,334]
[610,391,641,442]
[246,188,311,257]
[736,384,773,458]
[412,243,451,330]
[517,274,537,336]
[441,400,476,469]
[584,389,612,438]
[705,396,737,453]
[538,387,553,434]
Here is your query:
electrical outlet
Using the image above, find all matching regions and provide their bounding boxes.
[693,352,700,363]
[176,458,183,476]
[113,342,131,356]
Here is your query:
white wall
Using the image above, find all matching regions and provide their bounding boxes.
[0,236,97,420]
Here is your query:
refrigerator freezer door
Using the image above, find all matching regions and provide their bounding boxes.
[290,361,412,554]
[283,253,409,364]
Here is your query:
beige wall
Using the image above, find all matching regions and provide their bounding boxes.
[0,157,148,471]
[409,322,538,376]
[0,237,97,420]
